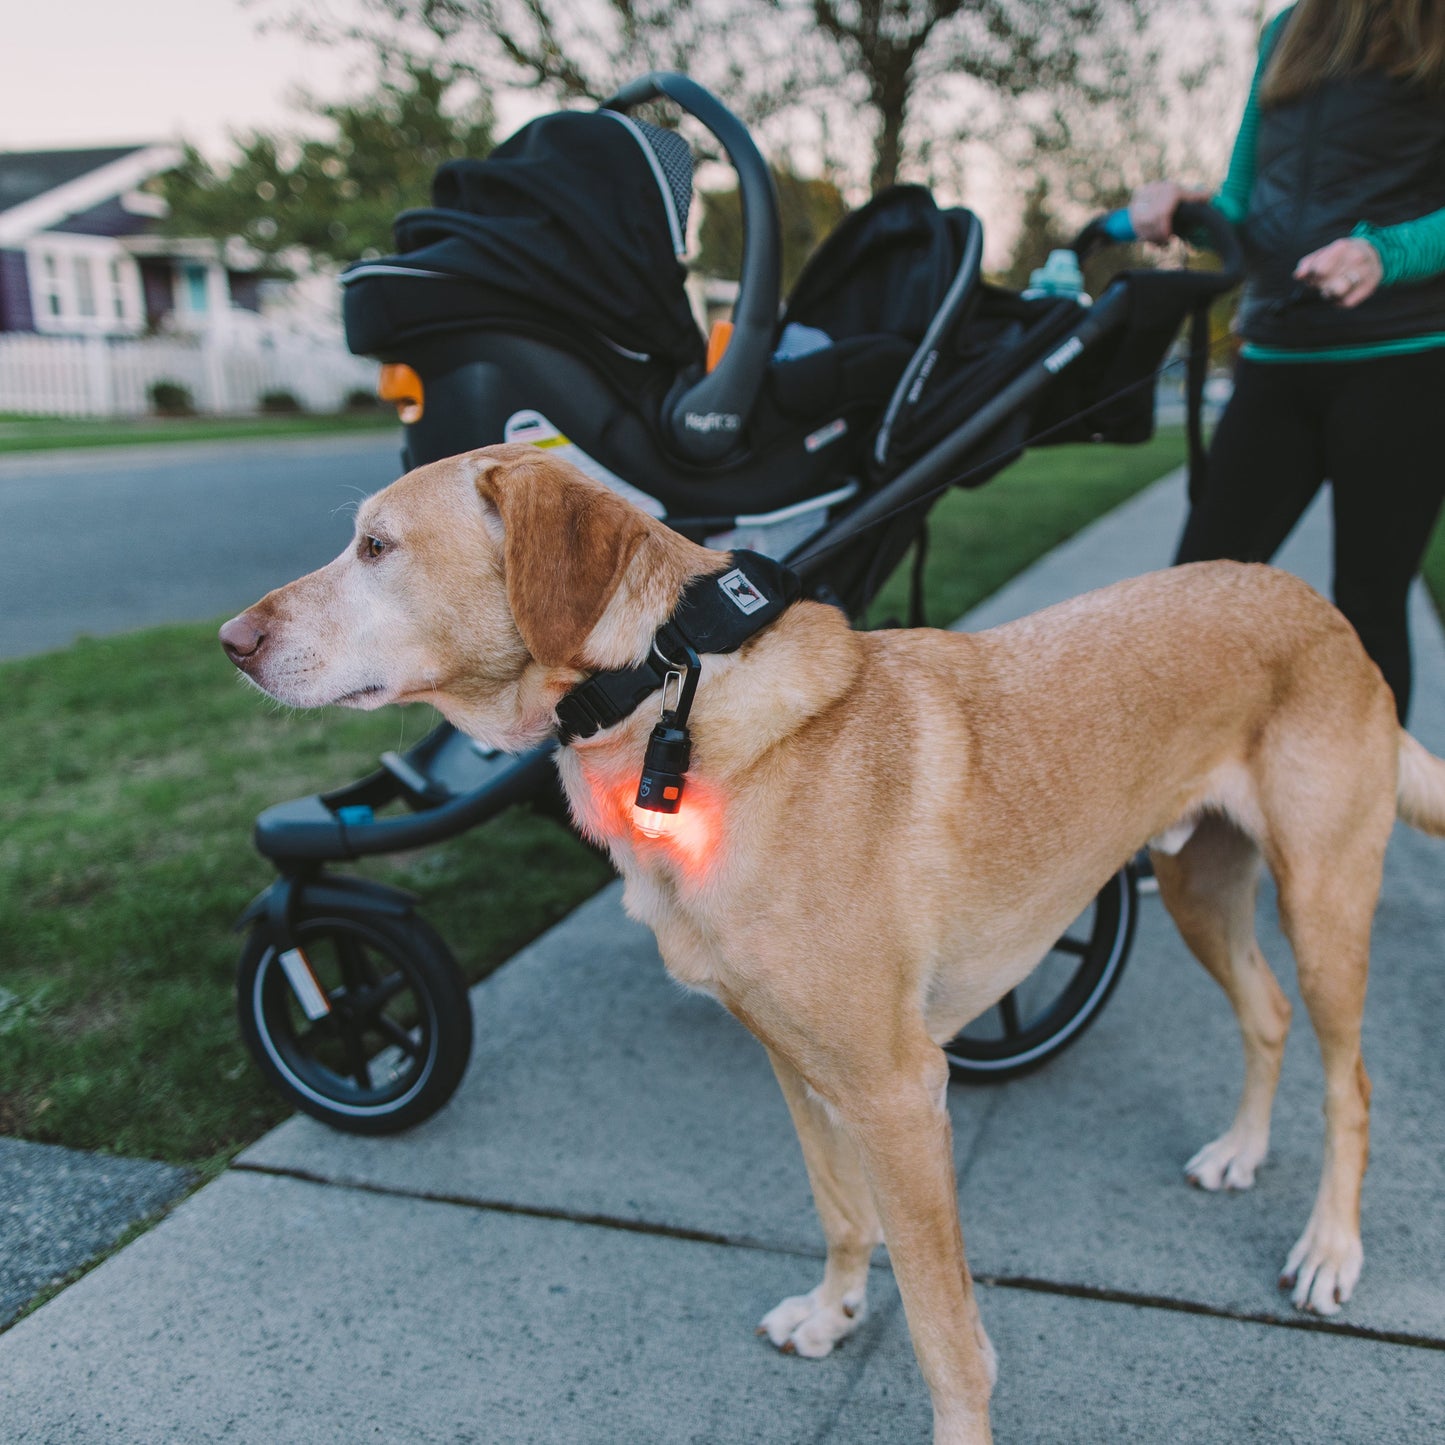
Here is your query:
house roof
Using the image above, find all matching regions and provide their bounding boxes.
[0,143,183,247]
[0,147,150,213]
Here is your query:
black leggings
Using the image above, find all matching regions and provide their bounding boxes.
[1175,348,1445,722]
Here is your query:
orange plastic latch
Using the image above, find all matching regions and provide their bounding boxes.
[706,319,734,374]
[378,363,424,424]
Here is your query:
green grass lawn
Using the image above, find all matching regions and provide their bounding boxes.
[1,427,1194,1168]
[1424,536,1445,618]
[867,429,1195,628]
[0,636,612,1166]
[0,410,395,454]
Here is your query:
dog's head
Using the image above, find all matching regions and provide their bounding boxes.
[220,444,713,749]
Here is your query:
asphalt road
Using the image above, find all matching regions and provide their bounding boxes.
[0,433,405,660]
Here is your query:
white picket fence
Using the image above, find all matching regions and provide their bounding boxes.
[0,332,380,418]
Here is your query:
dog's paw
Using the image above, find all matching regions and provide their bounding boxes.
[757,1287,866,1359]
[1184,1130,1267,1191]
[1279,1220,1363,1316]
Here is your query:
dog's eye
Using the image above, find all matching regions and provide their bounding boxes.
[363,535,388,560]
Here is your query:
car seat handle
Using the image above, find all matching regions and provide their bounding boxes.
[602,73,782,464]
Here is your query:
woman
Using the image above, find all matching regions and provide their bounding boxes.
[1131,0,1445,721]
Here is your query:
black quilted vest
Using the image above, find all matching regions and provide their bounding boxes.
[1238,60,1445,347]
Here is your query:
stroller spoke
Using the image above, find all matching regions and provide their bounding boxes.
[998,990,1023,1039]
[336,933,379,990]
[375,1014,424,1059]
[338,1020,372,1089]
[368,970,409,1010]
[1052,935,1090,957]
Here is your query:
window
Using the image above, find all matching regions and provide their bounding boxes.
[27,240,141,334]
[73,256,97,318]
[41,254,62,317]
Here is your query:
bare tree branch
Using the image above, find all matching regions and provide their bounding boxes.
[257,0,1243,209]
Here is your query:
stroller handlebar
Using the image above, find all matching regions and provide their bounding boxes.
[1098,208,1138,243]
[602,72,783,465]
[1075,201,1244,292]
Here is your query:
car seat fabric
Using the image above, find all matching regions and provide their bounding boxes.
[344,110,705,371]
[783,186,975,345]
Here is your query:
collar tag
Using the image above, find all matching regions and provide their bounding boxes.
[716,566,769,615]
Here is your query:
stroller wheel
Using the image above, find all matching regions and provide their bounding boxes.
[943,867,1137,1082]
[237,909,473,1134]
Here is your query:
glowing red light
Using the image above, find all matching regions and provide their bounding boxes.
[623,779,721,876]
[633,804,680,839]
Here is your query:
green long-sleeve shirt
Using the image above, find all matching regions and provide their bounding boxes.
[1216,8,1445,361]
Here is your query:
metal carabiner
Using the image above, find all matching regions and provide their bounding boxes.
[659,669,685,718]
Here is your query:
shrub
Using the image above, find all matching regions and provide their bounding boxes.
[343,387,383,413]
[259,389,303,415]
[149,380,194,416]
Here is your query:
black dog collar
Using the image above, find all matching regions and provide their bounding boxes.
[554,550,802,744]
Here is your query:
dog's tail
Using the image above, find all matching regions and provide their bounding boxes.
[1397,730,1445,836]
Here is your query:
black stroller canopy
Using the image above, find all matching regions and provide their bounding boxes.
[785,185,980,345]
[345,110,704,368]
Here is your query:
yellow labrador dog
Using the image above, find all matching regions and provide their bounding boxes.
[221,444,1445,1443]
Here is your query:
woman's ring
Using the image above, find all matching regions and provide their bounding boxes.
[1345,271,1360,287]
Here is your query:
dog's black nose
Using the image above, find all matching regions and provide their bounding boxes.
[220,613,266,665]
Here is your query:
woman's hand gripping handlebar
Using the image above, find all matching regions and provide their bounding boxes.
[1074,199,1245,294]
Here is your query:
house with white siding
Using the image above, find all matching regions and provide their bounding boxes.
[0,144,269,338]
[0,146,377,417]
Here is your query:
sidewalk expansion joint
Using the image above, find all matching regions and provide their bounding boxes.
[975,1272,1445,1352]
[233,1163,1444,1354]
[229,1160,826,1263]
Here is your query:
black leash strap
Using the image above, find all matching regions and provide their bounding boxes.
[554,550,801,743]
[908,521,930,629]
[1186,298,1212,505]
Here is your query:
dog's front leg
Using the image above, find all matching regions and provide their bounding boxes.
[759,1048,882,1356]
[840,1042,996,1445]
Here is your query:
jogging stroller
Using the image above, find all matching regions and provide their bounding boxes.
[234,73,1242,1133]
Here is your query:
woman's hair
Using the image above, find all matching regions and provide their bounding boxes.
[1261,0,1445,104]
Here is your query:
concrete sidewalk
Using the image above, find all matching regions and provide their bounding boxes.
[3,471,1442,1442]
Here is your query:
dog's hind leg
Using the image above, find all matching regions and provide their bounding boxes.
[758,1049,882,1357]
[1154,814,1294,1192]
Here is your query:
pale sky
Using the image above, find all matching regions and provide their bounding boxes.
[0,0,1258,269]
[0,0,369,155]
[3,0,1260,169]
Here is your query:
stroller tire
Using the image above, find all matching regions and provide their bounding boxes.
[943,867,1137,1082]
[237,908,473,1134]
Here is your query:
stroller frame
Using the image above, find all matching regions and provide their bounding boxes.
[234,74,1242,1133]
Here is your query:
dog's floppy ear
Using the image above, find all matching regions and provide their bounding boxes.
[474,446,652,668]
